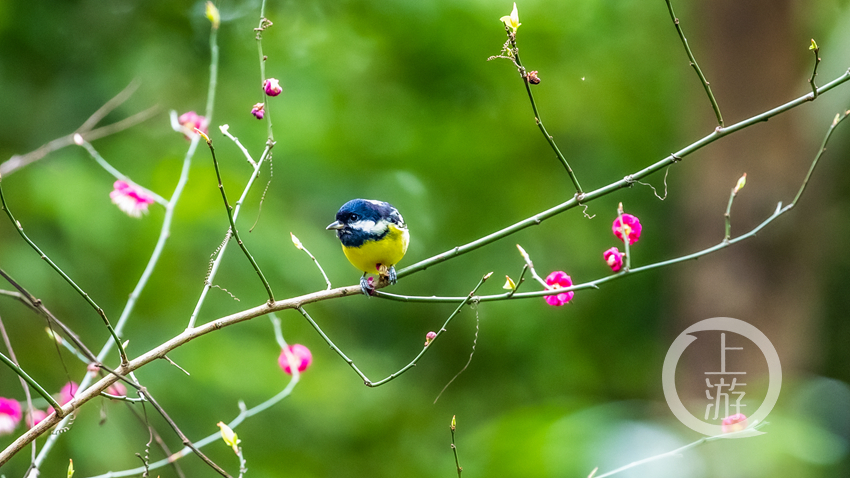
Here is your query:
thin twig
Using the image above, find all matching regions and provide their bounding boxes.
[188,144,272,327]
[0,314,37,463]
[450,415,462,477]
[76,139,168,206]
[664,0,724,126]
[396,69,850,280]
[0,181,129,366]
[594,421,768,478]
[290,233,332,290]
[299,274,491,387]
[200,133,275,303]
[139,389,232,478]
[496,26,583,194]
[809,39,821,99]
[0,79,160,177]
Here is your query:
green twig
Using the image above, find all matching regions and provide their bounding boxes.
[450,415,462,478]
[381,111,850,304]
[201,135,275,303]
[499,27,583,195]
[0,179,129,366]
[256,0,274,142]
[187,144,272,327]
[665,0,724,126]
[397,69,850,280]
[809,39,821,99]
[0,351,64,416]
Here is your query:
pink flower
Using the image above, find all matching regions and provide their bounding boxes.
[721,413,748,433]
[425,331,437,346]
[263,78,282,97]
[59,382,78,406]
[603,247,625,272]
[178,111,209,139]
[612,214,642,245]
[110,180,155,218]
[250,103,265,119]
[107,381,127,397]
[0,397,22,436]
[278,344,312,375]
[25,409,48,429]
[544,271,575,306]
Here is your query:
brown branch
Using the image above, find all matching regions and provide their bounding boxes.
[0,79,160,177]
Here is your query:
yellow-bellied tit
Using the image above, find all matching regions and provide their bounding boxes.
[326,199,409,295]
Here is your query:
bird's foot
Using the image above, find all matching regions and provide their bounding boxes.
[376,264,398,286]
[360,275,375,297]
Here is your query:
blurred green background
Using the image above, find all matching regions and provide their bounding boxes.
[1,0,850,476]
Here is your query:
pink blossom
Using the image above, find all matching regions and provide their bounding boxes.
[425,331,437,346]
[110,180,155,218]
[544,271,574,306]
[25,409,48,429]
[278,344,312,375]
[251,103,265,119]
[0,397,22,436]
[263,78,282,96]
[603,247,625,272]
[721,413,748,433]
[59,382,78,406]
[178,111,209,139]
[107,381,127,397]
[612,214,642,245]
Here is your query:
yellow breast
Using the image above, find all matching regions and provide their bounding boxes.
[342,224,409,274]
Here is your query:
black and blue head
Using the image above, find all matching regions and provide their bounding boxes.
[326,199,406,247]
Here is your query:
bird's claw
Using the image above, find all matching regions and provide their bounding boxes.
[360,275,375,297]
[388,266,398,285]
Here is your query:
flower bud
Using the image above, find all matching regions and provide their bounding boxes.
[721,413,748,433]
[263,78,282,97]
[425,331,437,346]
[278,344,312,375]
[251,103,265,120]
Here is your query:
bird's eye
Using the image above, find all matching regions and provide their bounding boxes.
[349,214,359,222]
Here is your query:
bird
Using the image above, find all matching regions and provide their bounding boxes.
[326,199,409,295]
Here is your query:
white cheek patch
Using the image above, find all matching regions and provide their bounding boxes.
[351,219,388,235]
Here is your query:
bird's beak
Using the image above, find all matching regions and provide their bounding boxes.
[326,221,344,230]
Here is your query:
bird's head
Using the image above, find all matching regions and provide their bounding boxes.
[326,199,405,244]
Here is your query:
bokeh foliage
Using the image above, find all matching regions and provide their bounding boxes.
[1,0,849,477]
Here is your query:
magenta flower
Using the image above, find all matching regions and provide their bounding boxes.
[721,413,748,433]
[110,180,155,218]
[278,344,312,375]
[0,397,22,436]
[603,247,625,272]
[544,271,575,306]
[612,214,642,245]
[25,409,48,429]
[178,111,209,139]
[251,103,265,119]
[263,78,282,96]
[59,382,78,406]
